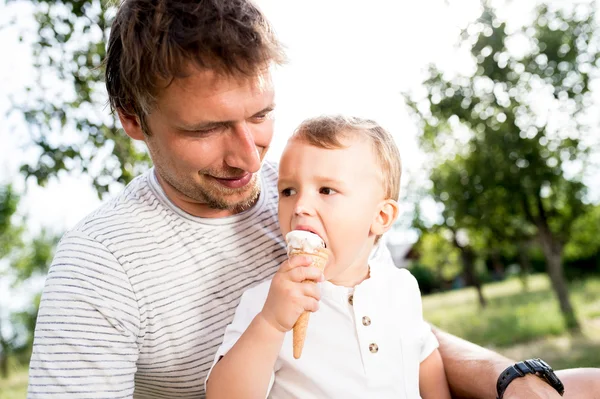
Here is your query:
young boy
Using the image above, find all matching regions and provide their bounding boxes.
[206,115,451,398]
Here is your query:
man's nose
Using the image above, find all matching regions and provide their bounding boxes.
[225,122,261,172]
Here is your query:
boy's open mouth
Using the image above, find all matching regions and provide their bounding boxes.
[293,226,326,248]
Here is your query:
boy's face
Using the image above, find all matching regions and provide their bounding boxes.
[278,134,387,285]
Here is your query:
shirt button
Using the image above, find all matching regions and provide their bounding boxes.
[348,294,354,305]
[369,343,379,353]
[362,316,371,326]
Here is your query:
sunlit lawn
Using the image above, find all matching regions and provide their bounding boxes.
[423,273,600,369]
[2,274,598,398]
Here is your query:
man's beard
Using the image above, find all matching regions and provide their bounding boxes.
[199,173,261,213]
[159,165,262,214]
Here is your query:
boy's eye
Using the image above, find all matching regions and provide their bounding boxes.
[319,187,337,195]
[281,188,296,197]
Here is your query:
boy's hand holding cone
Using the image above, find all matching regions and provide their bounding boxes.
[286,231,329,359]
[258,230,329,359]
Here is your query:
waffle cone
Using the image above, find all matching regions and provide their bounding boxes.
[289,248,328,359]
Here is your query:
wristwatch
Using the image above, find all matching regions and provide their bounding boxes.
[496,358,564,399]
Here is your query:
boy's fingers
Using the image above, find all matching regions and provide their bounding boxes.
[288,265,324,283]
[303,297,320,313]
[279,256,312,273]
[302,282,321,301]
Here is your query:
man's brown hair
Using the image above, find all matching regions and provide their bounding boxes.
[291,115,402,202]
[105,0,285,133]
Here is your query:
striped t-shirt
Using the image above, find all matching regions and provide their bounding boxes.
[28,161,287,398]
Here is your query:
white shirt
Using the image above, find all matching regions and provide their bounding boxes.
[210,255,438,399]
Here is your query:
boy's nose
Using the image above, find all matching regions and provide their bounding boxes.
[293,195,314,216]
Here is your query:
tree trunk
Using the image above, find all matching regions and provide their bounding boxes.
[537,223,580,331]
[491,250,505,281]
[460,246,487,308]
[517,242,531,291]
[0,350,7,379]
[0,318,8,379]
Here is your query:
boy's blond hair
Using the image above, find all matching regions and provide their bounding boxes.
[291,115,402,201]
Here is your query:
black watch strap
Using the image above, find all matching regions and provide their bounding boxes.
[496,358,565,399]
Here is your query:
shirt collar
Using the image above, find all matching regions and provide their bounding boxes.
[320,256,394,303]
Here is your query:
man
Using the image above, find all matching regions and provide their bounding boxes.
[27,1,599,398]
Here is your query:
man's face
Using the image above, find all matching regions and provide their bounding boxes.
[124,68,275,217]
[277,135,385,285]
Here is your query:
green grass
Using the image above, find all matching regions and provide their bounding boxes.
[1,274,598,396]
[0,366,28,399]
[423,274,600,369]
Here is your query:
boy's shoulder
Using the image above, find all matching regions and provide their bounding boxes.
[377,264,421,297]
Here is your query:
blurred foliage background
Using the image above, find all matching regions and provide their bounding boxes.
[1,0,600,396]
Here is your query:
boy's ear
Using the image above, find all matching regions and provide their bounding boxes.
[371,199,400,236]
[117,109,146,141]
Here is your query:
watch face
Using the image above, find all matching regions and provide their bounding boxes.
[537,358,552,371]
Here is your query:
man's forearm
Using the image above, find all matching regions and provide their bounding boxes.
[434,328,575,399]
[433,327,511,399]
[206,314,285,399]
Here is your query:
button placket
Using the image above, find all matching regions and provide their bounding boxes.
[353,287,381,380]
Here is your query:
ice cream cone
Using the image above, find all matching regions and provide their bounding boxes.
[289,247,328,359]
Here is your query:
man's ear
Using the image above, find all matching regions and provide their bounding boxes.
[371,199,400,236]
[117,109,145,141]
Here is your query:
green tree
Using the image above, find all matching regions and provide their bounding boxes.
[406,3,600,330]
[8,0,150,198]
[0,185,23,379]
[412,189,489,307]
[417,230,462,284]
[0,185,59,378]
[564,204,600,261]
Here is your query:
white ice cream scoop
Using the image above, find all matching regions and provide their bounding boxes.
[285,230,325,255]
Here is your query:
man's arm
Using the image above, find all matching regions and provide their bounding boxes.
[435,328,600,399]
[556,368,600,399]
[27,231,140,399]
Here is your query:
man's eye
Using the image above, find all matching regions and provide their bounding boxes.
[319,187,337,195]
[251,112,270,122]
[281,188,296,197]
[188,127,218,136]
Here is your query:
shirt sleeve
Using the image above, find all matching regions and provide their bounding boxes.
[402,269,439,362]
[27,231,141,399]
[418,320,439,362]
[204,282,276,397]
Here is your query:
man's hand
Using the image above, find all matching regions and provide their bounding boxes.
[259,255,324,333]
[503,375,562,399]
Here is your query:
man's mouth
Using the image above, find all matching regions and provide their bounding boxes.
[211,173,253,189]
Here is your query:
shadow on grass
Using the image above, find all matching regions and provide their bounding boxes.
[427,288,567,347]
[498,324,600,369]
[424,276,600,349]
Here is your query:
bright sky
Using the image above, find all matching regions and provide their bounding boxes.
[1,0,598,316]
[0,0,487,234]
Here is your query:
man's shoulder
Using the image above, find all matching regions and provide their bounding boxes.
[69,170,159,237]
